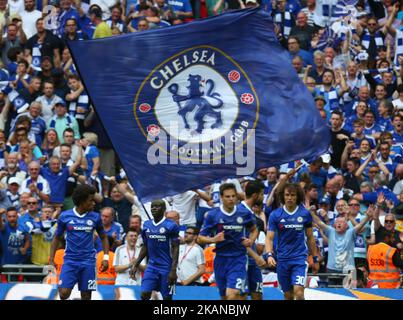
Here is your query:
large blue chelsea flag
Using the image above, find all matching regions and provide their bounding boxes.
[68,8,331,202]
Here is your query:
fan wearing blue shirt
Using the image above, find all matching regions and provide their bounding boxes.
[100,207,124,252]
[81,132,100,178]
[49,185,110,300]
[40,155,82,205]
[376,100,394,132]
[266,183,319,300]
[363,110,382,138]
[297,158,327,200]
[377,142,399,177]
[198,183,259,300]
[391,114,403,144]
[0,207,30,265]
[166,0,193,19]
[131,199,180,300]
[353,173,400,207]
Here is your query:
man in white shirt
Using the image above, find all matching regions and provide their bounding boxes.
[165,190,210,226]
[19,161,50,206]
[113,228,146,286]
[20,0,42,39]
[35,80,63,123]
[8,0,25,15]
[177,226,205,286]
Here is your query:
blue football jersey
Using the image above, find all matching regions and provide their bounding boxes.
[200,205,256,258]
[142,217,179,272]
[268,205,312,261]
[55,208,104,262]
[238,201,259,266]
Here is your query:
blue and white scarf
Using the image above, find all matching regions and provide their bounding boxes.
[26,178,43,192]
[106,19,125,33]
[31,43,42,72]
[6,190,20,208]
[361,30,384,50]
[68,91,89,120]
[274,11,292,38]
[317,0,342,26]
[49,114,73,129]
[3,86,29,114]
[319,85,339,111]
[0,68,9,92]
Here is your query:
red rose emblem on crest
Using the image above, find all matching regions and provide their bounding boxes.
[139,103,151,113]
[147,124,160,137]
[241,93,254,105]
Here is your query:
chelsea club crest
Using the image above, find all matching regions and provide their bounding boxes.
[134,45,259,162]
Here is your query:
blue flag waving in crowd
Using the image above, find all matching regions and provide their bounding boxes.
[68,8,330,202]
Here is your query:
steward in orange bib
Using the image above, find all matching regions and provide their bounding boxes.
[367,231,402,289]
[96,251,116,285]
[201,244,216,286]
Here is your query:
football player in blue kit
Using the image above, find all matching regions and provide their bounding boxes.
[50,185,110,300]
[198,183,259,300]
[238,180,265,300]
[266,183,319,300]
[130,199,180,300]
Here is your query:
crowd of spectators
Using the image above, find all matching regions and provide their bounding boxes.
[0,0,401,290]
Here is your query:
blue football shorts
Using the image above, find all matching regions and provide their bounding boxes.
[247,263,263,294]
[214,255,248,297]
[277,259,309,293]
[141,266,174,299]
[59,260,97,291]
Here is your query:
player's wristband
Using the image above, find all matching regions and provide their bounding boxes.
[313,256,319,263]
[103,254,109,261]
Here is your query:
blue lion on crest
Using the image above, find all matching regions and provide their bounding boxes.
[168,74,224,134]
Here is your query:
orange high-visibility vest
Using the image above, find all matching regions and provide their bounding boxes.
[202,246,216,286]
[367,242,401,289]
[54,249,65,276]
[45,249,65,284]
[96,252,116,285]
